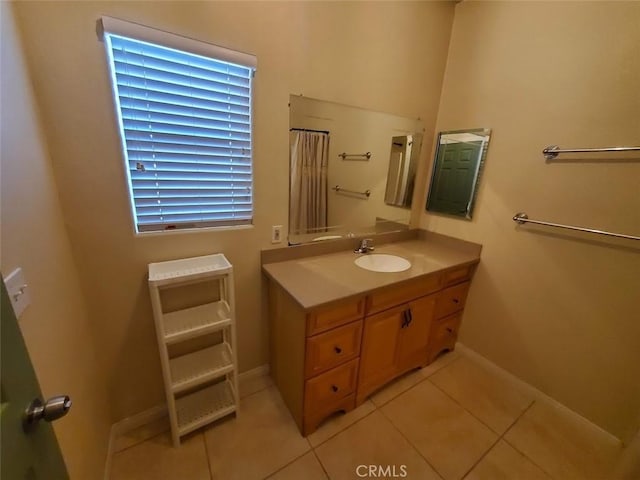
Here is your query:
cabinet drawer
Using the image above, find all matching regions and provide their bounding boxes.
[366,273,442,315]
[427,313,461,363]
[304,359,359,414]
[305,320,362,378]
[435,281,470,319]
[442,264,474,286]
[307,297,365,336]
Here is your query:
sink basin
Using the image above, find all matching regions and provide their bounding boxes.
[354,254,411,273]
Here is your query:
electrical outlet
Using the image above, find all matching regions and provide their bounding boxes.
[271,225,283,244]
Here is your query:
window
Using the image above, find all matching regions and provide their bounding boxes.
[100,17,256,233]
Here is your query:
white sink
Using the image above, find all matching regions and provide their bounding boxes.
[354,254,411,273]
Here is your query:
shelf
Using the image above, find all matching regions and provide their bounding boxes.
[170,343,234,394]
[149,253,232,287]
[176,381,236,437]
[163,300,231,344]
[148,252,238,446]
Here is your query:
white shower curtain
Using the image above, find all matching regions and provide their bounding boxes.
[289,131,329,235]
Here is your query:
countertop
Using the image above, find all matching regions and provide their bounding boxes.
[262,234,481,310]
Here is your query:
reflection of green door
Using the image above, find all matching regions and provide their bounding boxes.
[429,141,482,215]
[1,280,69,479]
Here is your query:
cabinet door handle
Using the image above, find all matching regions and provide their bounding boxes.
[331,385,339,392]
[446,327,454,333]
[334,346,342,354]
[407,308,413,325]
[452,298,460,304]
[401,310,408,328]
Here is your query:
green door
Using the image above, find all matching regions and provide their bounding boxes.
[429,141,482,216]
[1,280,69,479]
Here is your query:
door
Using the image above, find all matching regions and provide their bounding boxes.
[357,305,403,401]
[1,279,69,479]
[397,294,436,372]
[430,140,482,215]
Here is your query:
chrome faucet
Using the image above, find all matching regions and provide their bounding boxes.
[354,238,375,254]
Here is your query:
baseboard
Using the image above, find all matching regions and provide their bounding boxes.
[238,363,270,382]
[104,427,115,480]
[456,343,622,445]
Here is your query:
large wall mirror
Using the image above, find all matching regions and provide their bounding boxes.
[426,128,491,219]
[289,95,424,244]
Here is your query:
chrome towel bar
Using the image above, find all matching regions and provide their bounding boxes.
[513,213,640,241]
[543,145,640,160]
[332,185,371,197]
[338,152,371,160]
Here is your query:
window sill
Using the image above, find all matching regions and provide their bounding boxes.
[134,224,254,238]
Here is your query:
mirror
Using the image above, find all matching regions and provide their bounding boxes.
[385,134,422,208]
[289,95,424,244]
[426,128,491,219]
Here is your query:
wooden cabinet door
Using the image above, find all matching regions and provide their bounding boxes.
[397,294,436,372]
[357,305,404,402]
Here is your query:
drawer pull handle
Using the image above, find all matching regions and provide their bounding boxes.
[331,385,339,392]
[334,346,342,354]
[446,327,454,333]
[452,298,460,304]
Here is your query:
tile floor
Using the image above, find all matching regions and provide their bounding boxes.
[110,351,625,480]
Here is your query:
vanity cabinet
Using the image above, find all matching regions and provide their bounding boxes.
[357,293,436,404]
[427,281,470,362]
[267,261,476,436]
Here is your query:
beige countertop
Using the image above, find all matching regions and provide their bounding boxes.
[262,234,481,310]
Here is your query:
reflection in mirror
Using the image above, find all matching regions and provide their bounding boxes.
[426,128,491,219]
[385,134,422,208]
[289,95,424,244]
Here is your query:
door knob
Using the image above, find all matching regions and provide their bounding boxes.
[23,395,72,432]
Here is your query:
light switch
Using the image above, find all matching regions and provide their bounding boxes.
[4,268,30,319]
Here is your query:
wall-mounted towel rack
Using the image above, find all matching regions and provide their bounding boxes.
[338,152,371,160]
[332,185,371,197]
[513,212,640,241]
[542,145,640,160]
[290,127,329,134]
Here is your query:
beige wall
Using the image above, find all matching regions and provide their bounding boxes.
[11,1,455,421]
[421,1,640,442]
[0,4,112,477]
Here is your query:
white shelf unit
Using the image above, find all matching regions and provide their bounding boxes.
[148,253,239,447]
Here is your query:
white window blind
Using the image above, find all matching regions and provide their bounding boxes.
[101,20,255,232]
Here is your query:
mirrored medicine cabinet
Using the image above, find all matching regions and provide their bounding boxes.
[426,128,491,219]
[288,95,424,245]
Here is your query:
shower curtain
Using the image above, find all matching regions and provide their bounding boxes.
[289,131,329,235]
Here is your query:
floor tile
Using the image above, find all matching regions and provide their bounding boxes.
[239,370,273,398]
[420,349,461,378]
[430,356,533,434]
[203,386,310,480]
[504,401,622,480]
[610,435,640,480]
[307,400,376,447]
[369,369,426,407]
[110,432,210,480]
[465,440,551,480]
[315,411,441,480]
[381,380,497,480]
[267,452,328,480]
[113,415,170,453]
